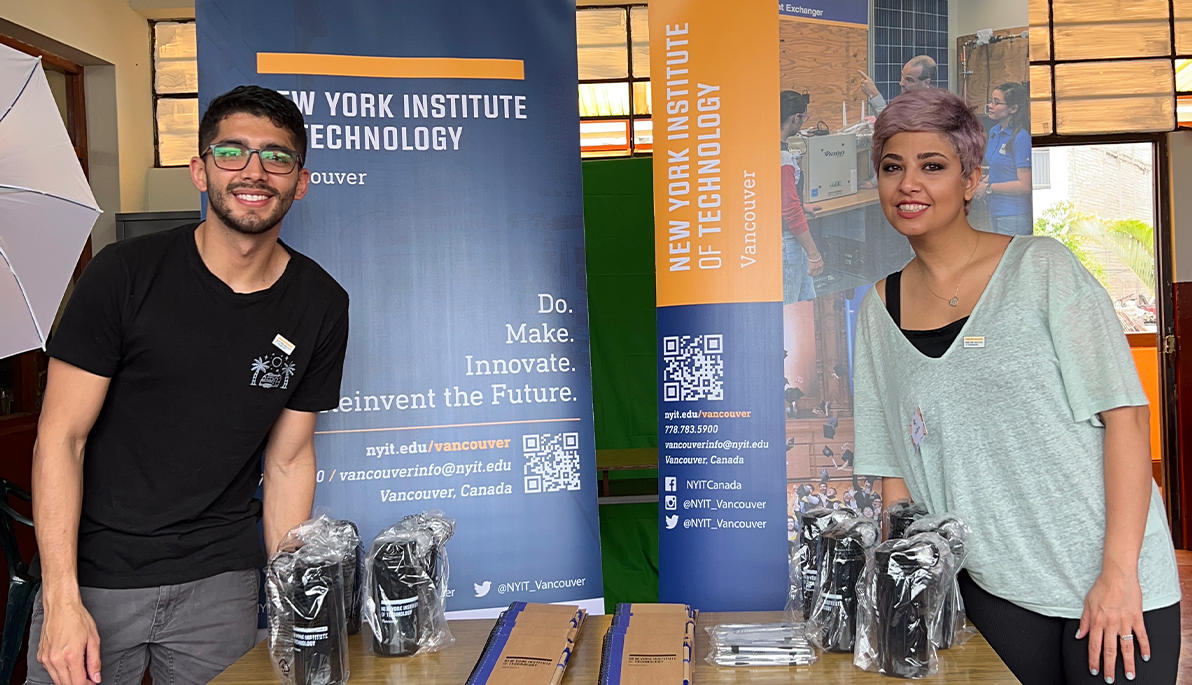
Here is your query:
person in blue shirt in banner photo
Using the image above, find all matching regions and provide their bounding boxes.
[976,82,1034,236]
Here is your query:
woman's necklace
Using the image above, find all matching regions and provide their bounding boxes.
[916,232,980,307]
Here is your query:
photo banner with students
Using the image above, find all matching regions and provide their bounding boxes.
[652,0,1032,610]
[196,0,604,617]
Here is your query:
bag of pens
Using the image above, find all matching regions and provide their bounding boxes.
[705,623,818,667]
[265,543,350,685]
[906,513,975,648]
[853,531,956,678]
[362,510,456,656]
[808,517,880,653]
[277,514,365,633]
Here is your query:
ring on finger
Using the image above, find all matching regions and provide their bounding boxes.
[1120,634,1134,642]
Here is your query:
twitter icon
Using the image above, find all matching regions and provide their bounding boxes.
[474,580,492,598]
[665,515,678,530]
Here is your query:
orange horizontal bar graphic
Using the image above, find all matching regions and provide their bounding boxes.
[257,52,525,80]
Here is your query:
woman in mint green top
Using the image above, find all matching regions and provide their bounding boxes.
[852,88,1180,685]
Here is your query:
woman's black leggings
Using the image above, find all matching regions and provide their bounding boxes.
[958,571,1181,684]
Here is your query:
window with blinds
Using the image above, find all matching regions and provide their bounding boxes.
[153,21,199,166]
[1030,0,1190,136]
[577,5,651,157]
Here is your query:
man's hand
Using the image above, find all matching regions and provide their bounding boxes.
[857,70,880,100]
[804,203,823,220]
[33,360,110,685]
[39,597,101,685]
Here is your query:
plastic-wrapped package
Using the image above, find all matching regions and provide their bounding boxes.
[809,517,879,652]
[906,513,974,648]
[265,545,350,685]
[705,623,817,667]
[793,508,857,620]
[363,511,456,656]
[854,532,955,679]
[277,515,365,634]
[884,500,928,540]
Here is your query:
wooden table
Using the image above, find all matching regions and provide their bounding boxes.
[213,611,1016,684]
[812,187,880,218]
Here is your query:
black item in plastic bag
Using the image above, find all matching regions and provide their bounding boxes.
[363,510,456,657]
[367,532,432,656]
[906,513,974,648]
[266,546,349,685]
[276,515,365,635]
[797,508,857,620]
[854,532,954,679]
[885,500,928,540]
[809,517,878,653]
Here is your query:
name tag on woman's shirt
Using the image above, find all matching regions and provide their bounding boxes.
[910,406,927,449]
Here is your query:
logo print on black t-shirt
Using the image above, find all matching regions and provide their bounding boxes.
[250,353,296,389]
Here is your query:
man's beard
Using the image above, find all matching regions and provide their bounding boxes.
[208,181,296,236]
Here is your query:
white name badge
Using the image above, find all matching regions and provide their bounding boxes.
[273,334,296,356]
[963,336,986,349]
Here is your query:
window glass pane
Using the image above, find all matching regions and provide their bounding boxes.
[580,119,630,156]
[1028,0,1051,61]
[154,21,198,94]
[1179,94,1192,125]
[1054,59,1174,134]
[157,97,199,166]
[1053,0,1170,60]
[577,8,628,80]
[1175,0,1192,54]
[579,82,630,117]
[633,118,652,151]
[633,81,651,115]
[1030,65,1054,136]
[1032,143,1158,333]
[1178,59,1192,91]
[631,7,649,79]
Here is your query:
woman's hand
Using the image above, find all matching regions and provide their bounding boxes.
[806,252,824,276]
[1076,566,1150,682]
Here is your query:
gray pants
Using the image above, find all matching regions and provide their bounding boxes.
[26,570,259,685]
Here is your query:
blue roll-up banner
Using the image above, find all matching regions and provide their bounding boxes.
[649,0,789,612]
[196,0,603,617]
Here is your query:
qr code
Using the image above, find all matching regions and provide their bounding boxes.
[663,334,724,402]
[523,432,582,494]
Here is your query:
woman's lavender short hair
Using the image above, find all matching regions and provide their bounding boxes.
[871,88,986,178]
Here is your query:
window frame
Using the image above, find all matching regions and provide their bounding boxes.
[151,19,199,168]
[1030,0,1190,139]
[577,3,651,157]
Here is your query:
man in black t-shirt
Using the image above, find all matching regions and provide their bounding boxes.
[27,86,349,685]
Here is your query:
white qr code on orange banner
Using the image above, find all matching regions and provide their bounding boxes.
[523,432,582,493]
[662,334,724,402]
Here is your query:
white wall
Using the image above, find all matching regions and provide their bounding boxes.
[954,0,1029,37]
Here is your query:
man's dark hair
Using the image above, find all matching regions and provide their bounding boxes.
[198,85,308,164]
[780,90,810,124]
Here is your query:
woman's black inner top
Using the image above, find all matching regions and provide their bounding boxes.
[885,270,969,359]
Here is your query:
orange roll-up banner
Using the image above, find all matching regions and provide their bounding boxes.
[652,2,782,306]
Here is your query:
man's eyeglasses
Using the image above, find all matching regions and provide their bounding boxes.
[204,144,302,174]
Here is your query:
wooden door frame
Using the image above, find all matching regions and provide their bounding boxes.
[1033,132,1181,544]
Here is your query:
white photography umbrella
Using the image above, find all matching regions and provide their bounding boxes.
[0,43,101,359]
